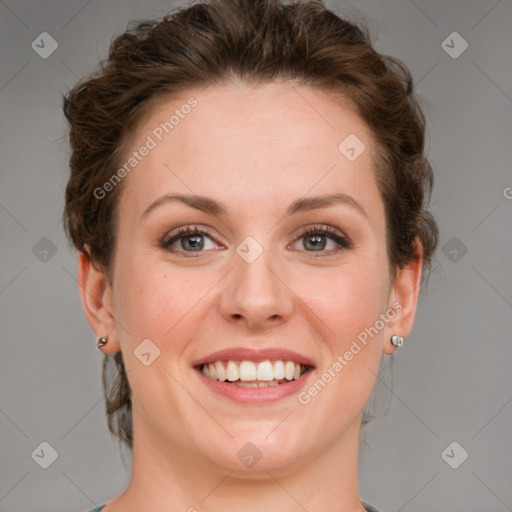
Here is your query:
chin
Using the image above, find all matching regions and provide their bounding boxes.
[198,430,310,474]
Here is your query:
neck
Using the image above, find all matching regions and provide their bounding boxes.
[106,411,367,512]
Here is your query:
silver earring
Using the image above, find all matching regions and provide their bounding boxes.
[97,336,108,349]
[391,335,404,348]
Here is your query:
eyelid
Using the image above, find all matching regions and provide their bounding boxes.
[293,223,348,241]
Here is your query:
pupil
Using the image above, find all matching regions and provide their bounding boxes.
[305,235,325,251]
[183,234,203,250]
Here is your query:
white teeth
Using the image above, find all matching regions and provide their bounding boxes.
[284,361,295,380]
[239,361,257,381]
[256,361,274,381]
[226,361,239,381]
[259,381,279,387]
[206,363,216,379]
[273,360,285,379]
[214,361,225,381]
[200,359,308,383]
[232,381,279,388]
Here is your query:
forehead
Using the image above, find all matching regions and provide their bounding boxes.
[119,81,383,226]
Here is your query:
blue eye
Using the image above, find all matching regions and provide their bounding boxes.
[291,225,352,254]
[161,224,352,257]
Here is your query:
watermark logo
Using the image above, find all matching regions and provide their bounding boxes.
[441,32,468,59]
[441,236,468,263]
[236,236,264,264]
[441,441,469,469]
[134,338,161,366]
[31,441,58,469]
[298,301,402,405]
[93,97,198,200]
[32,237,58,263]
[31,32,58,59]
[236,442,262,468]
[338,134,366,161]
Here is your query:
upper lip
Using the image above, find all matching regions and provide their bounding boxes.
[192,347,315,368]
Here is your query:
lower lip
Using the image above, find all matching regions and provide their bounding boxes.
[195,367,314,403]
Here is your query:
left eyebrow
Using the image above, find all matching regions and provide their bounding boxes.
[286,193,368,219]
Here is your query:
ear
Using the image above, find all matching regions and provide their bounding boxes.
[382,239,423,355]
[77,245,121,354]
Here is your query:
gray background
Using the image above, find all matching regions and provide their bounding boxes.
[1,0,511,511]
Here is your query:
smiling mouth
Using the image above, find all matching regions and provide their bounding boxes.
[197,359,313,387]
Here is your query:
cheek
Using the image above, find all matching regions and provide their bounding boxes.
[117,259,217,351]
[324,267,387,401]
[115,261,178,343]
[303,262,388,340]
[301,270,385,416]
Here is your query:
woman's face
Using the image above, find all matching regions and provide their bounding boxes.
[82,81,421,473]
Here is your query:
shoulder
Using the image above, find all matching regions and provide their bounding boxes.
[363,502,382,512]
[86,504,379,512]
[87,504,378,512]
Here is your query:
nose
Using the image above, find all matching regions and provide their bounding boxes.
[218,247,293,331]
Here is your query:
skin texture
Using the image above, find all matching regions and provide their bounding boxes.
[78,81,422,512]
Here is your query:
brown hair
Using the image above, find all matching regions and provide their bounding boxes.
[62,0,439,450]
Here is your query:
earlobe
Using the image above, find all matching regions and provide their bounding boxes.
[383,240,423,355]
[77,245,121,354]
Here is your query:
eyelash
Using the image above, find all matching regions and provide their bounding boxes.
[161,224,352,257]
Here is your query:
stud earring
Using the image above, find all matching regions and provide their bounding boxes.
[97,336,108,349]
[391,335,404,348]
